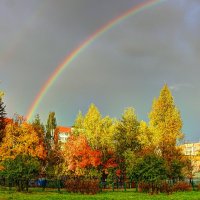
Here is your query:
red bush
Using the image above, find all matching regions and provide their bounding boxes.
[172,181,192,192]
[138,182,151,193]
[197,183,200,191]
[160,182,173,194]
[65,179,100,194]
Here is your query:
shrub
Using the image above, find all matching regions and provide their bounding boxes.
[138,182,151,193]
[172,181,192,192]
[65,179,100,194]
[160,182,173,194]
[196,183,200,191]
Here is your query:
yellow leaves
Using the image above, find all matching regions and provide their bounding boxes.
[149,84,183,146]
[0,121,46,161]
[0,90,4,99]
[0,165,4,171]
[138,121,153,147]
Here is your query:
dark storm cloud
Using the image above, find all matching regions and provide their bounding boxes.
[1,0,200,141]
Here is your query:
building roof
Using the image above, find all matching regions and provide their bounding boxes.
[56,126,71,133]
[5,118,13,124]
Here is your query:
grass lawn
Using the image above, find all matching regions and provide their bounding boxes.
[0,188,200,200]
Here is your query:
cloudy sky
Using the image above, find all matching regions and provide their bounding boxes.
[1,0,200,141]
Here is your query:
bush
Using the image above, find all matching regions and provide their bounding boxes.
[196,183,200,191]
[160,182,173,194]
[172,181,192,192]
[138,182,151,193]
[65,179,100,194]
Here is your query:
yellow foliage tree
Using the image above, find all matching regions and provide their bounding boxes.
[149,84,183,147]
[83,103,102,149]
[0,121,46,161]
[73,104,116,172]
[149,84,185,181]
[138,120,154,151]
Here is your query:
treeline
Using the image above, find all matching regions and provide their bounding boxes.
[0,85,193,193]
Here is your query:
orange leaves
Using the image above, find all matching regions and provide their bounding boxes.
[63,135,101,173]
[0,121,46,161]
[0,165,4,171]
[103,157,118,169]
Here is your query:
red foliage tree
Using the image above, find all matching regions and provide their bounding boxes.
[63,135,102,174]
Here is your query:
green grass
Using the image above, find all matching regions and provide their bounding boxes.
[0,188,200,200]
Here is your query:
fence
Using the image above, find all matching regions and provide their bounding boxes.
[0,177,64,192]
[1,176,200,192]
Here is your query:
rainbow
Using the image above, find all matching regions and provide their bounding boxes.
[26,0,166,121]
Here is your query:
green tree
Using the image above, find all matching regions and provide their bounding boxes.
[130,154,167,194]
[114,107,140,179]
[32,114,45,140]
[73,111,84,136]
[0,155,40,192]
[46,112,57,147]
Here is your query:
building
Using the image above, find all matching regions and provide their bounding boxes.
[180,142,200,156]
[54,126,71,145]
[180,142,200,176]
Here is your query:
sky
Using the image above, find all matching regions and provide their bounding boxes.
[1,0,200,142]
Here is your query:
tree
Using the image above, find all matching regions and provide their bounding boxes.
[0,94,6,143]
[0,120,46,161]
[46,112,57,149]
[130,154,167,194]
[0,91,4,98]
[99,116,116,169]
[0,118,46,191]
[149,84,185,181]
[63,135,102,177]
[32,114,46,152]
[138,121,155,154]
[73,105,117,174]
[114,107,140,179]
[149,84,183,147]
[73,111,84,136]
[83,104,102,149]
[31,114,47,173]
[0,155,40,192]
[138,121,153,147]
[32,114,45,138]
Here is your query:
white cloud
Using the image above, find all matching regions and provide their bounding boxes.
[169,83,194,91]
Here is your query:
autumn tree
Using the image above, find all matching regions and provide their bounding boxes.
[83,104,102,149]
[0,92,6,143]
[0,118,46,191]
[138,120,155,154]
[0,120,46,161]
[99,116,116,168]
[73,111,84,136]
[149,84,183,147]
[73,104,117,174]
[114,107,141,180]
[149,84,185,180]
[63,135,102,177]
[31,114,47,173]
[0,91,4,98]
